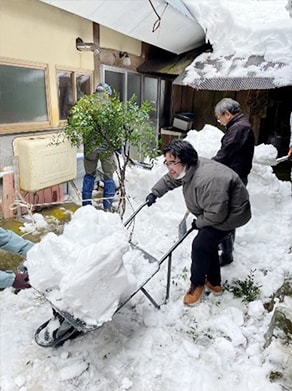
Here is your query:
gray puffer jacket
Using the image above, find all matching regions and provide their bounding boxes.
[151,157,251,231]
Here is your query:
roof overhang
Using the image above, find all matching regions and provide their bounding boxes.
[137,45,209,77]
[39,0,206,54]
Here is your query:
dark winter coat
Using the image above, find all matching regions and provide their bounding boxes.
[151,157,251,231]
[213,114,255,179]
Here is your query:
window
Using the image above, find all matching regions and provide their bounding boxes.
[102,65,172,133]
[0,60,93,133]
[105,69,125,101]
[101,65,172,159]
[0,62,48,127]
[143,76,158,126]
[128,73,141,106]
[57,71,92,120]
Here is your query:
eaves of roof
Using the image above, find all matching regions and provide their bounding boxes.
[137,45,208,77]
[38,0,205,55]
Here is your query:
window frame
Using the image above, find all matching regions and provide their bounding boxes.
[0,57,51,134]
[56,66,94,124]
[100,64,162,133]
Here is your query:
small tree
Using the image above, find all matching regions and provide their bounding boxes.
[55,92,159,216]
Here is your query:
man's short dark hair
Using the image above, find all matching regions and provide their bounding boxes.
[163,139,198,167]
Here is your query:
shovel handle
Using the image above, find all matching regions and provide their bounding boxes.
[255,155,289,166]
[275,155,289,165]
[123,201,148,227]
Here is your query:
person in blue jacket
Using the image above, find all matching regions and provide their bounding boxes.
[0,227,33,289]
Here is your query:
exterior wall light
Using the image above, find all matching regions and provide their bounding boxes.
[76,37,100,55]
[119,51,131,66]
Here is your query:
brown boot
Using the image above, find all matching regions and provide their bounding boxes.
[205,281,223,296]
[183,283,204,306]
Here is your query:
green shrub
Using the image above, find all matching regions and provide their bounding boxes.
[52,92,159,215]
[224,270,261,302]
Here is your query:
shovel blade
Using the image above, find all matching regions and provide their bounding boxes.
[178,210,189,239]
[178,220,187,239]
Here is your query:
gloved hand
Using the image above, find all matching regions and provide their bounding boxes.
[12,272,31,289]
[146,193,157,207]
[192,219,198,230]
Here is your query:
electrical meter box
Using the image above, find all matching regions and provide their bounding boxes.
[13,134,77,192]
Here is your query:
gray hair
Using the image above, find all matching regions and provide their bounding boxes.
[215,98,241,115]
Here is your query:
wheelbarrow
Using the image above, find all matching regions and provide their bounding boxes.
[34,202,194,348]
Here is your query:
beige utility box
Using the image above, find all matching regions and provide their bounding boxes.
[13,134,77,192]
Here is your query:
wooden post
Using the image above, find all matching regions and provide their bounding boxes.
[2,172,16,219]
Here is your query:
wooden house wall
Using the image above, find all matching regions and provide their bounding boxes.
[171,86,274,144]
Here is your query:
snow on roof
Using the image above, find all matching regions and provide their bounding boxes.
[180,0,292,89]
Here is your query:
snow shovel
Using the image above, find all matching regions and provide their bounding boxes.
[123,201,148,227]
[178,210,190,239]
[254,154,289,166]
[272,155,290,165]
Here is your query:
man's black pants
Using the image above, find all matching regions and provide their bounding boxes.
[191,226,233,287]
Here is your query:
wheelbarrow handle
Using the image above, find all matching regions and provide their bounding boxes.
[123,201,148,227]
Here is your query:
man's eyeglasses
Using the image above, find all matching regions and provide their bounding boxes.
[163,160,182,167]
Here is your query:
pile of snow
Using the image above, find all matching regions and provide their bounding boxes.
[252,143,279,165]
[26,206,158,326]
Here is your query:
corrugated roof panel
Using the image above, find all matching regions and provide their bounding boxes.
[174,54,292,90]
[187,77,277,90]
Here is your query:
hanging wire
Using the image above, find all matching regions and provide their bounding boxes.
[148,0,168,32]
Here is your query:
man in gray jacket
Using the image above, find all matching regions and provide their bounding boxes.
[145,140,251,306]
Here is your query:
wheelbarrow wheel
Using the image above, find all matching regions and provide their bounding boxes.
[34,310,82,348]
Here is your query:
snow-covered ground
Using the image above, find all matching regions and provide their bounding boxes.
[0,124,291,391]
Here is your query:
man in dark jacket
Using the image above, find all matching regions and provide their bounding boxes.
[145,140,251,306]
[213,98,255,266]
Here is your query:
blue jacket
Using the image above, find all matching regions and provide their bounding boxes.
[0,228,33,288]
